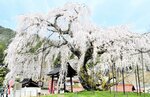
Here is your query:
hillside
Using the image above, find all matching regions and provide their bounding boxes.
[0,26,15,46]
[0,26,15,64]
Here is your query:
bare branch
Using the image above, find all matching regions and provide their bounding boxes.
[54,14,63,26]
[61,20,72,35]
[23,23,39,31]
[74,8,79,14]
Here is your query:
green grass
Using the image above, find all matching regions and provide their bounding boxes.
[42,91,150,97]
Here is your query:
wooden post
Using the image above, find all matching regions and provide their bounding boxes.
[112,63,117,97]
[112,65,116,97]
[109,70,111,94]
[122,68,125,95]
[51,75,54,94]
[137,65,141,95]
[70,76,73,92]
[112,65,115,88]
[135,69,138,95]
[115,71,118,93]
[115,65,118,94]
[140,51,145,97]
[57,76,60,94]
[64,76,66,92]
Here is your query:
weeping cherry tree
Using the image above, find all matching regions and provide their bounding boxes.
[4,3,150,91]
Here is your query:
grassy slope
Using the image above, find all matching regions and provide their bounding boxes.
[42,91,150,97]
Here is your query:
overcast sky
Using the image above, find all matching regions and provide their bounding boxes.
[0,0,150,33]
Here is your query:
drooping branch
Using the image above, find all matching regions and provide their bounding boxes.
[69,47,81,59]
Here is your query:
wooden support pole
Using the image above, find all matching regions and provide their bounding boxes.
[51,75,54,94]
[135,69,138,95]
[70,76,73,92]
[137,65,141,95]
[112,65,115,87]
[112,64,116,97]
[141,51,145,97]
[112,65,116,97]
[64,76,66,92]
[109,70,111,94]
[122,68,125,95]
[57,76,60,94]
[115,65,118,93]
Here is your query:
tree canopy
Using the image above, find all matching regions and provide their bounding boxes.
[5,3,150,90]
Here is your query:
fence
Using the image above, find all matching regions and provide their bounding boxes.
[6,87,41,97]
